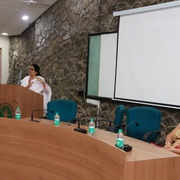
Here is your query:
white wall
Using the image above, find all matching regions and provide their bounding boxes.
[0,36,10,84]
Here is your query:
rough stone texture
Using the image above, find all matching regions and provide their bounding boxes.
[8,0,179,139]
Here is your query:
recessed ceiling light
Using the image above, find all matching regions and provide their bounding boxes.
[22,15,29,20]
[1,33,8,36]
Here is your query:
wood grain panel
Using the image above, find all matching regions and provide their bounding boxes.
[0,118,126,180]
[0,84,43,118]
[1,118,180,180]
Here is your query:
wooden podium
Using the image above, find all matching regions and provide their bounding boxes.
[0,84,43,118]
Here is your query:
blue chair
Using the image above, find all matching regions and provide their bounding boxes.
[46,99,77,123]
[96,105,125,133]
[126,106,162,143]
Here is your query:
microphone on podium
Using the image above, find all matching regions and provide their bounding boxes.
[74,120,87,134]
[7,70,25,85]
[30,109,54,123]
[8,78,22,85]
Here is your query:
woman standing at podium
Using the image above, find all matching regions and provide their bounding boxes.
[20,64,52,111]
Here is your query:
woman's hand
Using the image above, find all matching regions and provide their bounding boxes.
[27,78,34,88]
[36,77,46,88]
[163,142,171,149]
[168,146,176,151]
[163,144,180,155]
[36,77,44,83]
[167,146,180,155]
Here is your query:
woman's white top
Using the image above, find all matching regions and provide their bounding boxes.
[21,76,52,110]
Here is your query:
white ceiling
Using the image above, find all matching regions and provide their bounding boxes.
[0,0,57,36]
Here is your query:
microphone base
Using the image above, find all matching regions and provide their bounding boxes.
[115,144,132,152]
[29,119,39,123]
[74,128,87,134]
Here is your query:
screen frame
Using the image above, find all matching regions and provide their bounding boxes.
[86,31,118,100]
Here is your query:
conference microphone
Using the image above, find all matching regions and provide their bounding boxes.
[7,69,24,85]
[114,121,137,152]
[8,73,28,85]
[30,109,54,123]
[8,78,21,85]
[125,120,139,131]
[74,120,87,134]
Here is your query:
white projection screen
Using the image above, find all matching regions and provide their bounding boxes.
[114,1,180,109]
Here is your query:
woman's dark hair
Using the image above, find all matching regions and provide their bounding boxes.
[30,64,41,76]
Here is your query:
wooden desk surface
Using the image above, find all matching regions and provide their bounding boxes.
[0,117,180,180]
[31,117,178,161]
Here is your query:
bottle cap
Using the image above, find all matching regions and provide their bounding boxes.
[90,118,94,121]
[55,112,59,115]
[118,129,122,133]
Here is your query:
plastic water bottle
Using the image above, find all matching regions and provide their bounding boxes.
[54,112,60,127]
[15,107,21,120]
[116,129,124,149]
[88,118,95,136]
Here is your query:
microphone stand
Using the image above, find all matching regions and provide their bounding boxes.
[30,109,41,123]
[30,109,54,123]
[114,121,136,152]
[8,78,21,85]
[74,120,87,134]
[125,120,139,132]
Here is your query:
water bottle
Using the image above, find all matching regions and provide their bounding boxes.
[54,112,60,127]
[88,118,95,136]
[15,107,21,120]
[116,129,124,149]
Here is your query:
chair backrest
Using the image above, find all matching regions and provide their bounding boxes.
[46,99,77,123]
[126,106,162,143]
[113,105,125,133]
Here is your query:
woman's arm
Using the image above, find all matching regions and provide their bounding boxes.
[36,76,50,92]
[164,123,180,149]
[167,146,180,155]
[21,76,32,88]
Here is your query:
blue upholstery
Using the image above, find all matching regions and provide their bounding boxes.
[97,105,125,133]
[113,105,126,133]
[46,99,77,123]
[126,106,162,143]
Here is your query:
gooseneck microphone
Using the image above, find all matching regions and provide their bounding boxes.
[8,78,21,85]
[125,120,139,131]
[30,109,54,123]
[114,121,136,152]
[74,120,87,134]
[8,73,28,85]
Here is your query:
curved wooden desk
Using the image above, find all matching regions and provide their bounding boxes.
[0,118,125,180]
[0,118,180,180]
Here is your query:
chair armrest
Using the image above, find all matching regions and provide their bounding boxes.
[143,130,161,143]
